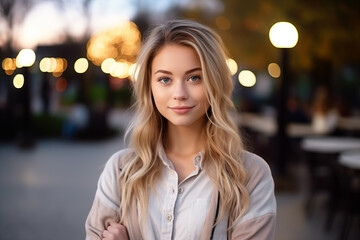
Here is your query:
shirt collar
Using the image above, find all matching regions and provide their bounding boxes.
[193,151,204,170]
[158,144,204,170]
[158,144,173,169]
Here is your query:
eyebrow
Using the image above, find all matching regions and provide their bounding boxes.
[154,67,202,75]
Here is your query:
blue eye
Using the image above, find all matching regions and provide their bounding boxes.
[188,75,201,82]
[159,77,171,84]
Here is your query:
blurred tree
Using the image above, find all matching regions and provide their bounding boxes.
[280,0,360,72]
[56,0,94,42]
[180,0,281,70]
[0,0,33,55]
[82,0,93,37]
[0,0,94,53]
[179,0,360,73]
[0,0,35,143]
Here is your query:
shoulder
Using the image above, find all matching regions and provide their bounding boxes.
[241,151,271,173]
[98,148,136,191]
[235,151,276,225]
[104,148,136,172]
[242,151,273,182]
[95,148,136,208]
[241,151,275,205]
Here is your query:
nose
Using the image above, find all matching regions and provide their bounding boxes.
[173,81,188,100]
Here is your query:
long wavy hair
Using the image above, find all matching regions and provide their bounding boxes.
[120,19,249,229]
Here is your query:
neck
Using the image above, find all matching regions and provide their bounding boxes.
[164,122,205,156]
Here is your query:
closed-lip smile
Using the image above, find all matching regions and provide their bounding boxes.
[169,106,194,114]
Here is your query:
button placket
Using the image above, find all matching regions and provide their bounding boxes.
[161,172,177,236]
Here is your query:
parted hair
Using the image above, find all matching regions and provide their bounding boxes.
[120,19,249,229]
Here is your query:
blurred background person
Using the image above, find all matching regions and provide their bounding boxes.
[310,85,339,135]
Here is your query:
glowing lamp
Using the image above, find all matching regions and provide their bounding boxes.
[269,22,298,49]
[16,49,36,68]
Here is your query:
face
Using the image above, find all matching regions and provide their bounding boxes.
[151,44,209,128]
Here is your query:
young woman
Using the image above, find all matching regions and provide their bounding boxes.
[86,19,276,240]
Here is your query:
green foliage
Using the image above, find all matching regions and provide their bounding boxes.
[89,84,106,104]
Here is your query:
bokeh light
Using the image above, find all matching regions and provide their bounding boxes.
[226,58,238,76]
[128,63,137,81]
[87,21,141,67]
[2,58,16,75]
[112,61,130,79]
[74,58,89,74]
[16,49,36,68]
[53,58,67,77]
[101,58,116,74]
[40,57,67,76]
[39,57,51,72]
[268,63,281,78]
[13,74,25,89]
[238,70,256,87]
[101,58,132,79]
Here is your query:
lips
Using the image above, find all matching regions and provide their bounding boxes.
[169,106,194,114]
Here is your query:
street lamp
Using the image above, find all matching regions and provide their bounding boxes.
[15,49,36,148]
[269,22,298,48]
[269,22,298,175]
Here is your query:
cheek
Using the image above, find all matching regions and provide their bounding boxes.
[201,100,210,114]
[151,87,159,100]
[150,82,158,102]
[195,88,209,108]
[151,87,165,109]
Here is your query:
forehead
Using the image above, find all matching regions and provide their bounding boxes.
[151,44,201,72]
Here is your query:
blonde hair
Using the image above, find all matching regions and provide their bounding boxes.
[120,19,249,229]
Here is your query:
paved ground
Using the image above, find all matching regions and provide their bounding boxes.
[0,135,126,239]
[0,109,358,240]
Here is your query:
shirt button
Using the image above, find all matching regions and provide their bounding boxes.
[166,214,173,222]
[171,187,175,194]
[178,187,184,193]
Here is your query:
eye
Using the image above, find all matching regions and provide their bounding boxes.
[188,75,201,82]
[158,77,171,84]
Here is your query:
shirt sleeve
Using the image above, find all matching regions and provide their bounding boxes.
[231,152,277,240]
[85,151,123,240]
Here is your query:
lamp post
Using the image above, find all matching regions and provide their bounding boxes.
[269,22,298,175]
[15,49,36,148]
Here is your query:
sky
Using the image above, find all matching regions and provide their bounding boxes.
[12,0,135,49]
[1,0,222,50]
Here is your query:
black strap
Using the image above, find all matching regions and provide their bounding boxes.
[210,192,220,240]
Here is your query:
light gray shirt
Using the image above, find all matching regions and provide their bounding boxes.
[86,147,276,240]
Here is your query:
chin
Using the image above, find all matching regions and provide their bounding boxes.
[169,121,193,127]
[168,117,205,128]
